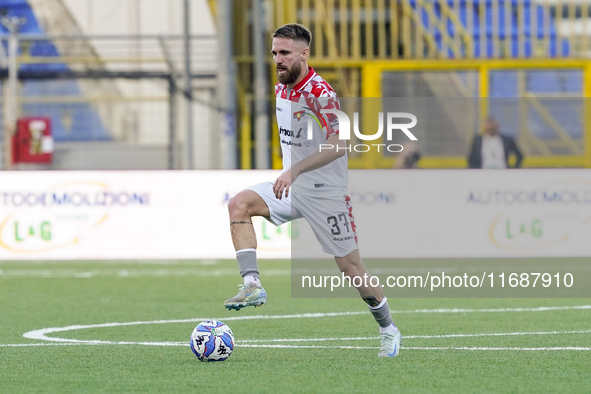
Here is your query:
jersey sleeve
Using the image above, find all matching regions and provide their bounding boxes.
[311,84,341,140]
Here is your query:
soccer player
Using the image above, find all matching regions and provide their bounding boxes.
[225,24,401,357]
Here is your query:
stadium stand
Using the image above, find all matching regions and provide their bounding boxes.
[0,0,110,141]
[408,0,570,58]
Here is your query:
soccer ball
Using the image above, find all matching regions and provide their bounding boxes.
[189,320,234,362]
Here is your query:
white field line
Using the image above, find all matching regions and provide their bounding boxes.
[9,264,584,279]
[15,329,591,347]
[0,264,489,278]
[392,305,591,314]
[234,345,591,351]
[1,341,187,347]
[0,343,99,347]
[0,268,290,278]
[3,342,591,351]
[403,347,591,351]
[0,260,221,266]
[16,305,591,348]
[237,329,591,343]
[22,312,369,343]
[17,329,591,347]
[22,305,591,343]
[22,306,591,343]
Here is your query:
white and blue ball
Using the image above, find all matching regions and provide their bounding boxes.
[190,320,234,362]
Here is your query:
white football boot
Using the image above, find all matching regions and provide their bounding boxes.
[378,327,401,357]
[224,284,267,311]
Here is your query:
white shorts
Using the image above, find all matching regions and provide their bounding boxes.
[247,182,359,257]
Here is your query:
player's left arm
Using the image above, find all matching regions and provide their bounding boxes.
[272,133,345,199]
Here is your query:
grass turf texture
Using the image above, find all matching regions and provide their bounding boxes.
[1,259,590,394]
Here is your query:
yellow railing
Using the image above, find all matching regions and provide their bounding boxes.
[360,59,591,169]
[235,1,591,169]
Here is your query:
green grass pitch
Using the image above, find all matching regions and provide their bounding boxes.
[1,259,590,393]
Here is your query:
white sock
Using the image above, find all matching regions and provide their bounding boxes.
[244,275,261,287]
[379,323,398,334]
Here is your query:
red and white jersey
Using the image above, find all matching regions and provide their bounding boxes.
[275,67,348,197]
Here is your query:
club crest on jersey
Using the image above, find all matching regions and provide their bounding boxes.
[293,110,305,121]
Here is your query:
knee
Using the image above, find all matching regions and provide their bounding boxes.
[228,194,251,217]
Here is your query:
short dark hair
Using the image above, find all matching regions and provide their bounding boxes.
[272,24,312,46]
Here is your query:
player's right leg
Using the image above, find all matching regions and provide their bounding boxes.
[294,193,401,357]
[224,189,270,311]
[335,250,401,357]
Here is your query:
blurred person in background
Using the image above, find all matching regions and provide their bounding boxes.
[467,116,523,169]
[394,141,421,169]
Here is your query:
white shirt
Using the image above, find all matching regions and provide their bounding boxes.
[275,68,348,197]
[481,134,506,169]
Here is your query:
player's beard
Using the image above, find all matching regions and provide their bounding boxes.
[276,62,301,85]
